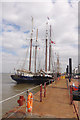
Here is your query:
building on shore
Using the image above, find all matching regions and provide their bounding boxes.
[73,67,78,75]
[78,64,80,74]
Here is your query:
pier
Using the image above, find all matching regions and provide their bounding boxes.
[2,77,79,119]
[32,78,77,118]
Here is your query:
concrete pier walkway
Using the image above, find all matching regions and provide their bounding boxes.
[32,79,77,118]
[2,78,78,119]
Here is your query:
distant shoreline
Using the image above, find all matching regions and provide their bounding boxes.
[0,72,13,74]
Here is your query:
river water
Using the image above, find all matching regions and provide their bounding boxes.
[1,73,40,117]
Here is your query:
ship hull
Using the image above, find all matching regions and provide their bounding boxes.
[11,75,53,85]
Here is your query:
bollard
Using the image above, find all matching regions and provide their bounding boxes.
[40,84,42,102]
[70,85,73,105]
[44,82,46,97]
[17,96,25,106]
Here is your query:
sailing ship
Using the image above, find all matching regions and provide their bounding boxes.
[11,18,54,84]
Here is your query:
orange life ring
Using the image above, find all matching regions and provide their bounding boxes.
[27,92,33,112]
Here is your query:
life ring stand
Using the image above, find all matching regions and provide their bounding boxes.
[27,92,33,112]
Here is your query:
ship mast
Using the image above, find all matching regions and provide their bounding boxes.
[45,22,48,72]
[35,29,38,73]
[49,25,51,71]
[29,17,33,71]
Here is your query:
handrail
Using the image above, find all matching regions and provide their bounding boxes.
[0,85,40,104]
[0,80,54,104]
[28,85,40,91]
[3,85,41,118]
[0,90,26,104]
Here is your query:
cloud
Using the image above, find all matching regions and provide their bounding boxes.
[1,0,78,73]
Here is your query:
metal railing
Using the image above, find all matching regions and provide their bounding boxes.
[1,79,54,119]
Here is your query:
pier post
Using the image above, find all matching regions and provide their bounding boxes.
[66,79,68,89]
[40,84,42,102]
[49,80,50,85]
[51,80,53,88]
[70,85,73,105]
[51,80,52,84]
[50,80,52,87]
[26,89,29,112]
[44,82,46,97]
[52,80,54,88]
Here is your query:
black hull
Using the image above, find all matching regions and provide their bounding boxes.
[11,75,53,85]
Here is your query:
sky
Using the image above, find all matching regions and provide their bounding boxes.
[0,0,79,73]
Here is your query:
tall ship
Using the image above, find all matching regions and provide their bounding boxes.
[11,17,54,84]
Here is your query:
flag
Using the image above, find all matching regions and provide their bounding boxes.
[51,41,53,44]
[51,41,55,44]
